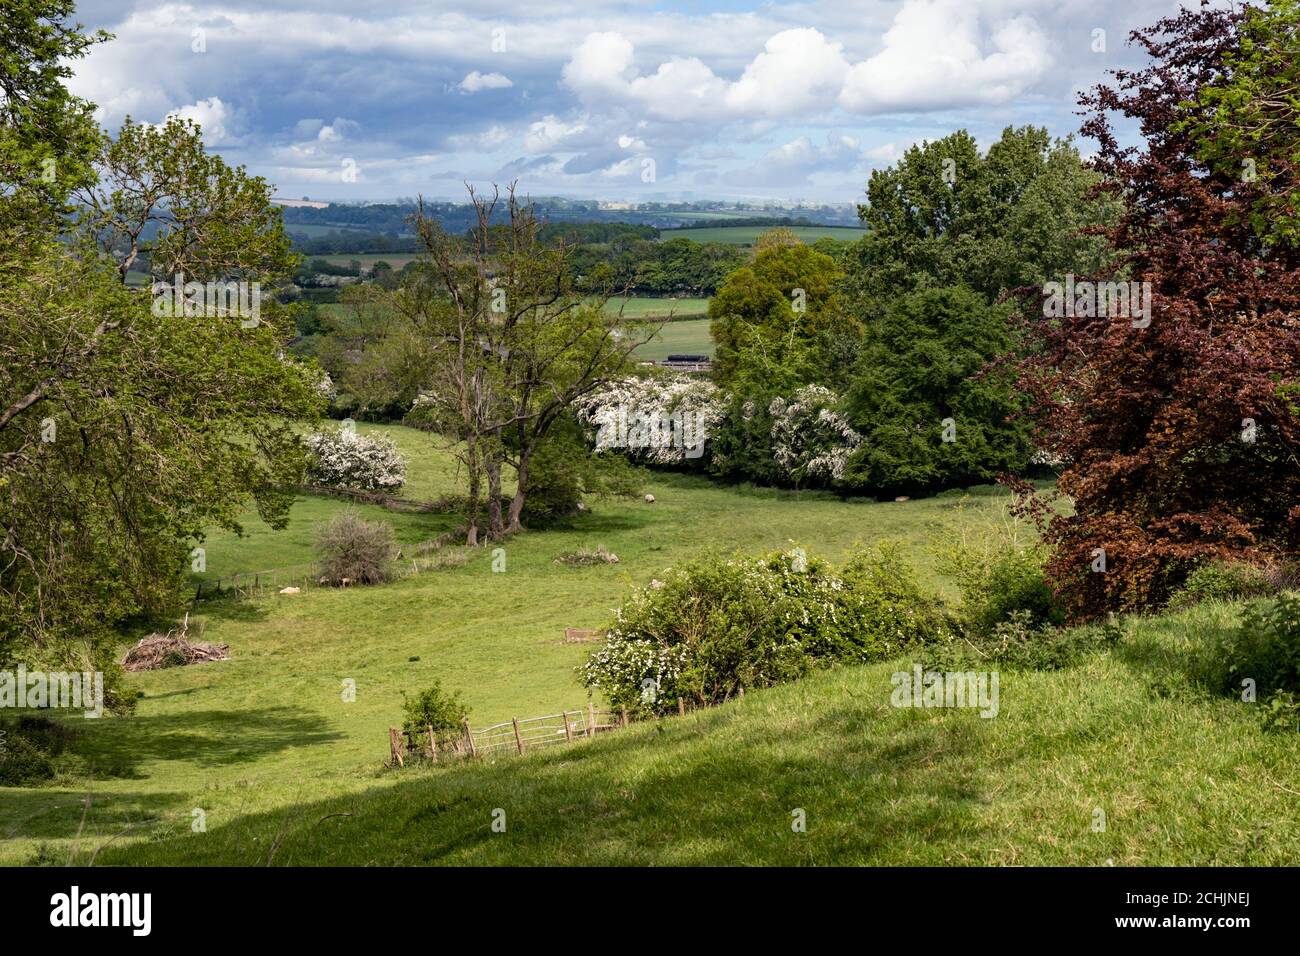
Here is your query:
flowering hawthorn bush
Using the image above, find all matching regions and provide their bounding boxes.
[581,544,950,715]
[574,374,724,465]
[769,385,863,486]
[305,427,407,492]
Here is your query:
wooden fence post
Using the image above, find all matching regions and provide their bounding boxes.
[587,702,597,736]
[427,724,437,760]
[388,728,405,768]
[512,717,524,754]
[678,698,686,716]
[562,711,573,743]
[620,706,628,727]
[463,717,476,758]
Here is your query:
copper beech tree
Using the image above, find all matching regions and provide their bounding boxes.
[1008,2,1300,619]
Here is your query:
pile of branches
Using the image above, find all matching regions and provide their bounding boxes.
[120,615,230,672]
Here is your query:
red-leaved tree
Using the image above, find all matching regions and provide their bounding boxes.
[1010,2,1300,620]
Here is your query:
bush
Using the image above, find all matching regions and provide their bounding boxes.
[921,610,1118,673]
[305,427,407,492]
[581,544,949,715]
[401,679,469,735]
[315,511,398,586]
[0,733,54,786]
[1169,559,1281,610]
[1204,594,1300,705]
[968,551,1063,636]
[935,505,1063,637]
[0,716,74,787]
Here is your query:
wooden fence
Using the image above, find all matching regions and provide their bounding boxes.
[388,703,628,768]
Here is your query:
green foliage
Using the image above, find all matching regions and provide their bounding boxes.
[520,417,645,527]
[314,511,398,586]
[1204,595,1300,705]
[848,126,1116,317]
[708,242,852,389]
[922,609,1113,673]
[581,544,949,715]
[0,715,76,787]
[842,286,1031,494]
[1174,0,1300,247]
[1168,559,1278,610]
[0,1,106,232]
[401,678,469,735]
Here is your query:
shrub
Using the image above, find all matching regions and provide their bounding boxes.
[0,716,73,787]
[581,544,949,715]
[921,610,1117,673]
[555,546,619,567]
[401,679,469,735]
[768,385,863,486]
[1205,594,1300,704]
[0,733,54,786]
[967,551,1063,635]
[315,511,398,586]
[1169,559,1281,610]
[935,504,1063,637]
[305,427,407,492]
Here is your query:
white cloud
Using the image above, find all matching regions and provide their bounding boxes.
[724,28,850,117]
[839,0,1052,113]
[165,96,233,144]
[524,114,590,152]
[459,71,514,93]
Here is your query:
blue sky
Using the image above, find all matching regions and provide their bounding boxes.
[67,0,1206,204]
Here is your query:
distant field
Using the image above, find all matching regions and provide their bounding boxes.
[603,296,708,319]
[659,225,866,246]
[309,253,420,270]
[634,317,714,361]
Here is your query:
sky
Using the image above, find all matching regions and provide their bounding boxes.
[65,0,1209,204]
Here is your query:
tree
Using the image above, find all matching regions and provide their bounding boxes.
[1175,0,1300,247]
[1010,2,1300,619]
[397,185,650,543]
[0,23,324,680]
[843,286,1031,495]
[847,126,1118,319]
[0,1,106,235]
[708,242,851,389]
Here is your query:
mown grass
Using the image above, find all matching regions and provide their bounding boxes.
[3,423,1296,866]
[634,317,714,361]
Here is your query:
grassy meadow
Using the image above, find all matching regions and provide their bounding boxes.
[2,422,1297,866]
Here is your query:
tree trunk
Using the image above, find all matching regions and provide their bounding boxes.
[486,433,504,539]
[506,451,530,534]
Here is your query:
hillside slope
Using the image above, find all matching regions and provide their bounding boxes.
[100,605,1300,866]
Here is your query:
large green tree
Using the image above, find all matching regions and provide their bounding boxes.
[0,13,324,683]
[847,126,1118,319]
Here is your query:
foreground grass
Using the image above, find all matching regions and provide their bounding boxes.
[98,603,1300,865]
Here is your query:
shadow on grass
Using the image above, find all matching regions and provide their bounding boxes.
[58,705,346,778]
[93,692,994,866]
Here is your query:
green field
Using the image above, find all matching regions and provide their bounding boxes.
[633,317,714,361]
[3,424,1298,866]
[659,225,866,246]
